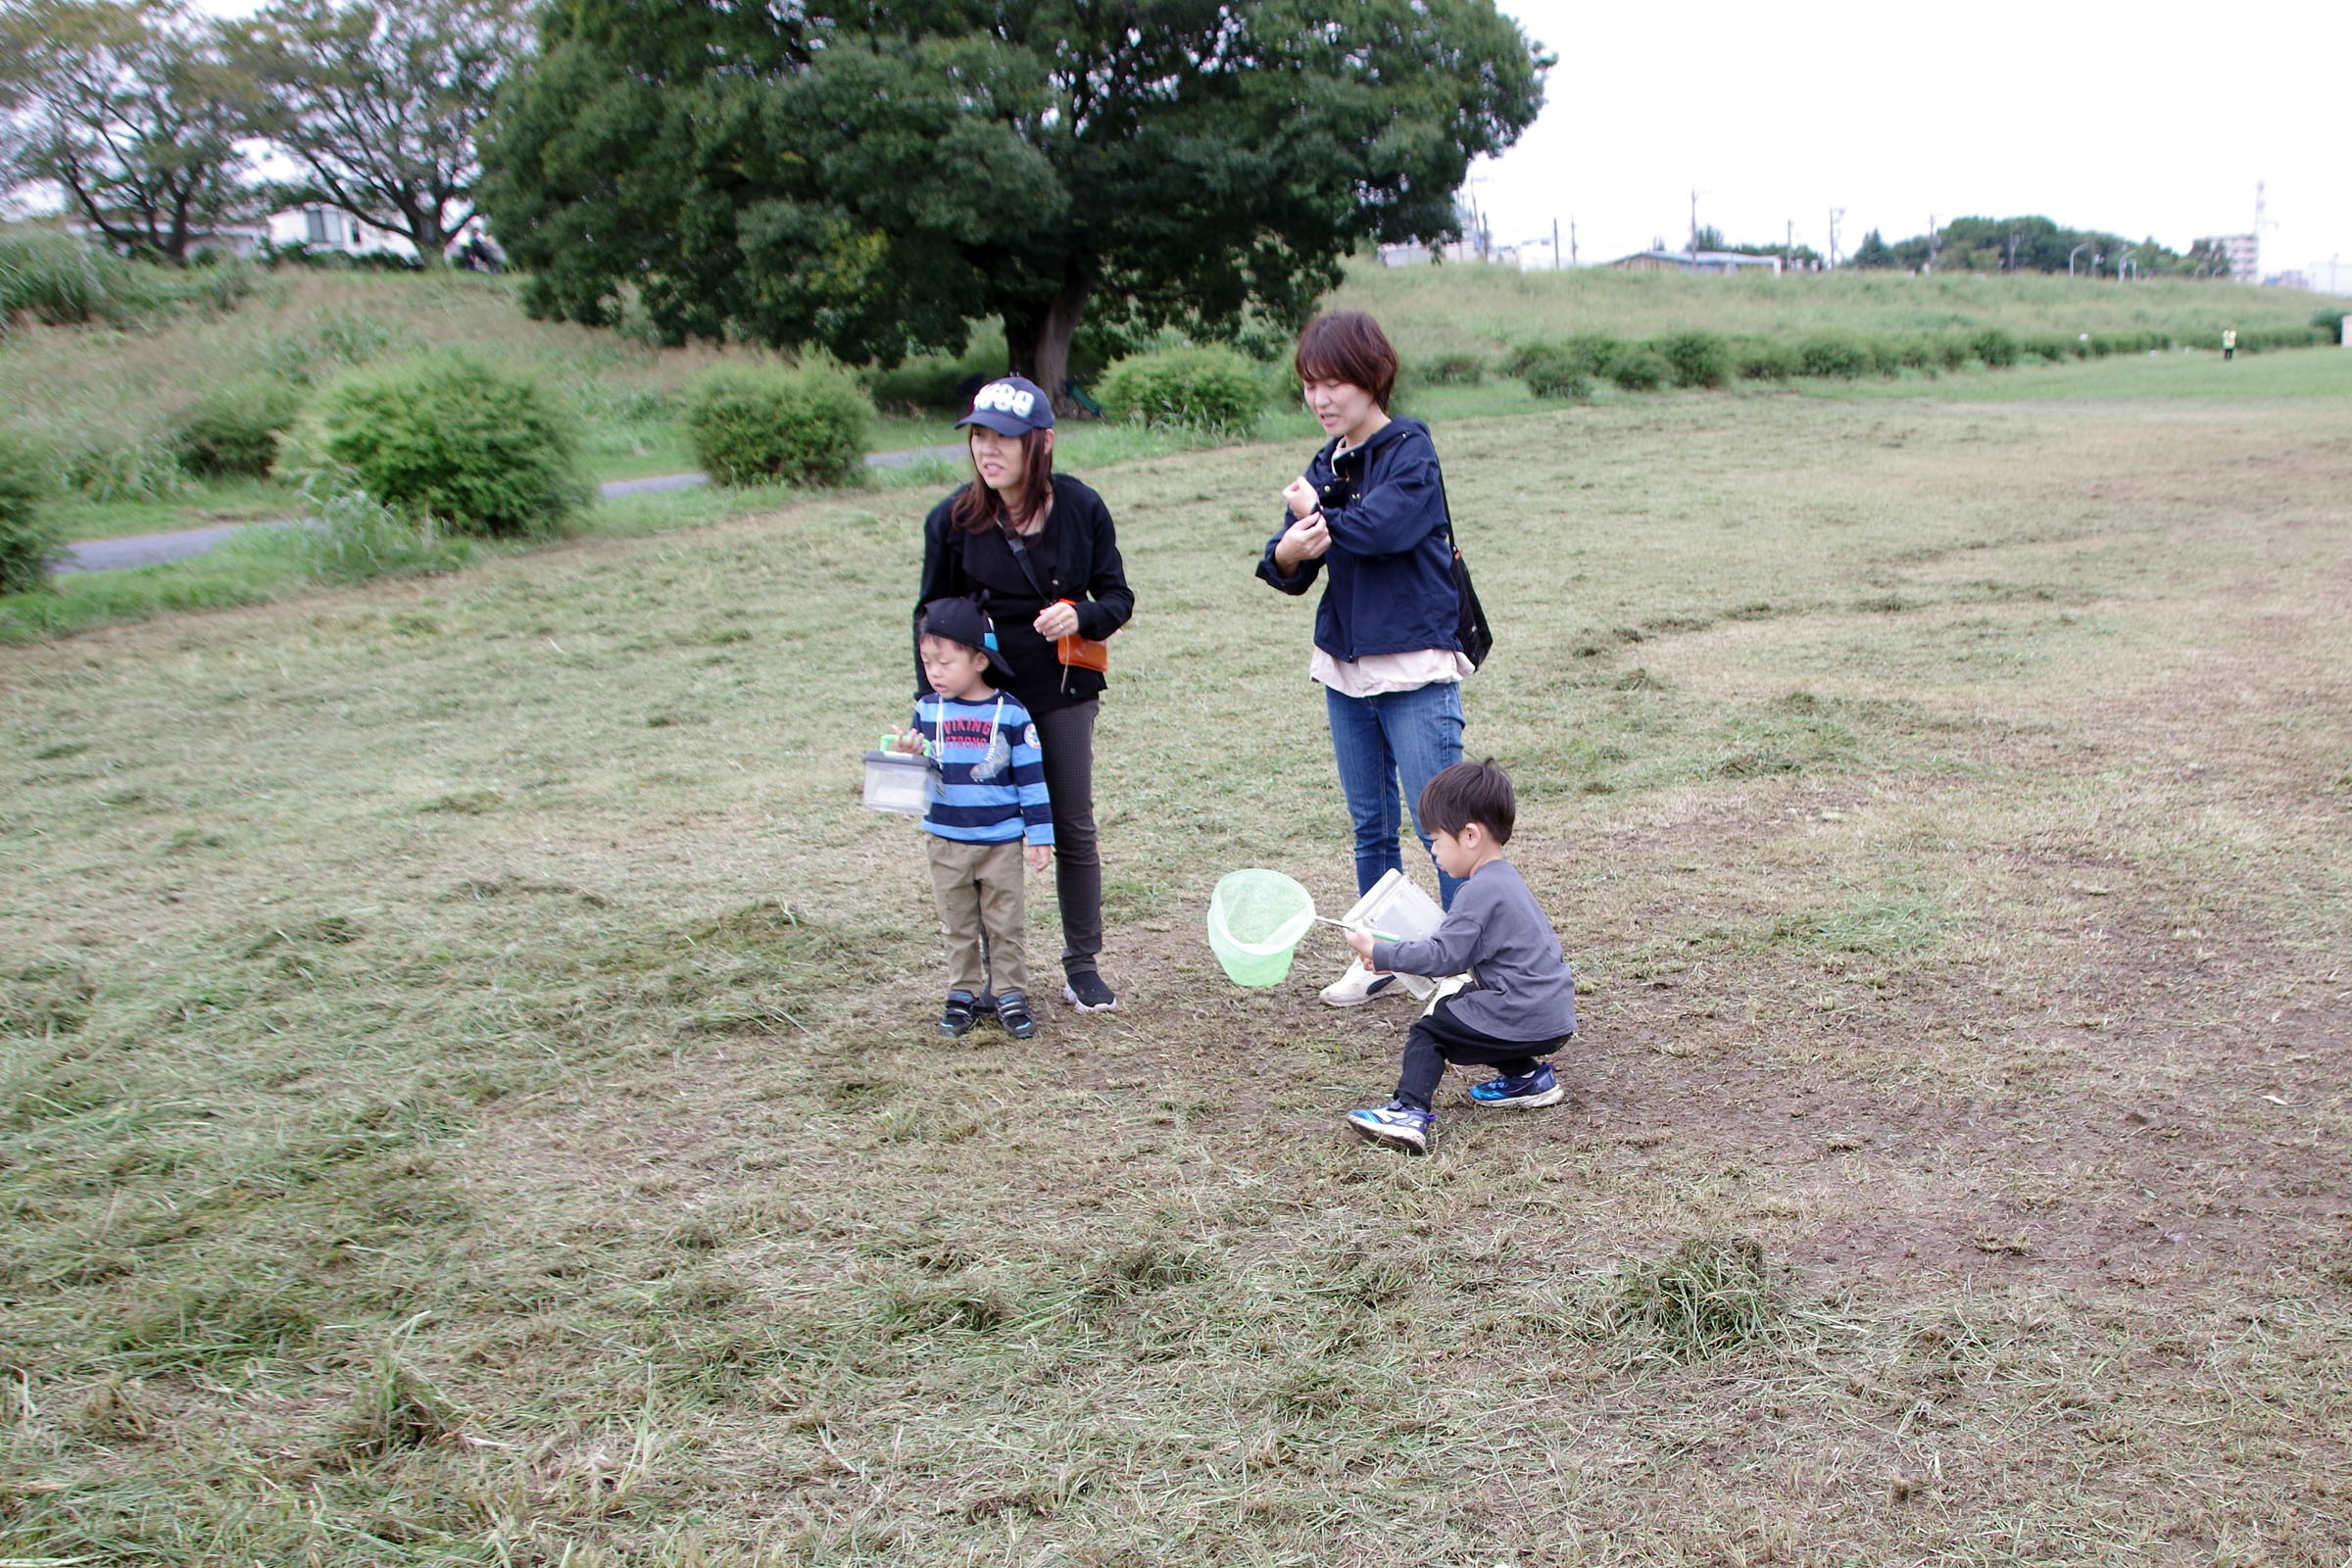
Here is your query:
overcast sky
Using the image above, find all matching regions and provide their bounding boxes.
[1473,0,2352,276]
[189,0,2350,279]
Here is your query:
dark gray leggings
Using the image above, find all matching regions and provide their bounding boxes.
[1032,699,1102,975]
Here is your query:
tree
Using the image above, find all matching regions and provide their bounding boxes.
[482,0,1549,405]
[0,0,255,263]
[221,0,529,264]
[1848,229,1896,270]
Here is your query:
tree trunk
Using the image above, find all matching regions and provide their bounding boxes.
[1003,269,1093,416]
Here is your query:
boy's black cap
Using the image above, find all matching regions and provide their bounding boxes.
[919,597,1016,681]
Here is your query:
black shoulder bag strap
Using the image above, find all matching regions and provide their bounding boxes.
[1434,461,1494,671]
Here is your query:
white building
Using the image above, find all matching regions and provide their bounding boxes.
[2309,258,2352,297]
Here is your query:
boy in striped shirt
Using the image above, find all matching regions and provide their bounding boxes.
[893,599,1055,1039]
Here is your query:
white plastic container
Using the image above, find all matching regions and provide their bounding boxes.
[1338,867,1445,945]
[862,751,937,815]
[1337,869,1446,998]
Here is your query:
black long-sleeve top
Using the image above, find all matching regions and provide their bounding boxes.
[914,473,1135,712]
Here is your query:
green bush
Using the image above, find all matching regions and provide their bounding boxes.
[2313,308,2347,346]
[2020,332,2074,364]
[1606,349,1671,393]
[683,362,873,487]
[1519,347,1592,401]
[1789,335,1871,379]
[174,380,305,478]
[1097,346,1264,432]
[1422,352,1488,386]
[321,354,589,536]
[1732,338,1799,381]
[1969,326,2020,368]
[0,435,60,595]
[1650,330,1730,389]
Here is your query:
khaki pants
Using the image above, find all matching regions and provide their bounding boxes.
[924,835,1029,1000]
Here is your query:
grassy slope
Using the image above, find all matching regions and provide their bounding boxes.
[3,352,2349,1564]
[1326,261,2329,359]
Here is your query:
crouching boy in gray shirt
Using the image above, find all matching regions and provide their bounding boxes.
[1343,760,1575,1154]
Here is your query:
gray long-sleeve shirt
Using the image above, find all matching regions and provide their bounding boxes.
[1372,859,1576,1043]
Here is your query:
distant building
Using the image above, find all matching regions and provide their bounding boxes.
[1377,238,1520,268]
[1607,249,1782,275]
[2265,270,2310,291]
[2308,258,2352,296]
[2207,232,2260,283]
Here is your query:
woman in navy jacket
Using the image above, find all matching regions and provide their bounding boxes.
[1257,313,1470,1007]
[916,375,1135,1013]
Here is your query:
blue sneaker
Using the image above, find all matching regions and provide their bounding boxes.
[1345,1101,1433,1154]
[1468,1062,1562,1108]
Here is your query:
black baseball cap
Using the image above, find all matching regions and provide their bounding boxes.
[918,597,1016,680]
[956,375,1055,435]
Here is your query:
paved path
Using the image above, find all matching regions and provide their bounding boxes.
[57,444,967,574]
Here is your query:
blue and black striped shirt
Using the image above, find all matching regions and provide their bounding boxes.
[912,690,1054,847]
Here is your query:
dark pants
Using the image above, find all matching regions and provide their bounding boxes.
[1395,996,1566,1111]
[1032,699,1102,977]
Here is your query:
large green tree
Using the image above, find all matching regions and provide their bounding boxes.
[221,0,531,264]
[480,0,1548,403]
[0,0,254,263]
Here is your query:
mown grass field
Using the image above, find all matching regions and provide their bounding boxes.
[4,344,2351,1566]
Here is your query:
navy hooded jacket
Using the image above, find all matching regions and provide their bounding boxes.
[1254,416,1459,662]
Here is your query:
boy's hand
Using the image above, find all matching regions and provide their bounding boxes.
[1344,926,1385,970]
[888,726,926,754]
[1282,476,1319,518]
[1026,844,1053,873]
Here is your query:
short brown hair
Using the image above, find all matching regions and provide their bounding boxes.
[1294,312,1399,410]
[1419,759,1516,844]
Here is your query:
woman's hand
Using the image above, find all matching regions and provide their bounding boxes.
[1027,844,1054,873]
[1282,477,1319,519]
[1033,600,1081,641]
[1272,512,1332,572]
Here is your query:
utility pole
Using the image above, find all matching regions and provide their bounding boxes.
[1828,208,1844,269]
[1552,217,1561,271]
[1569,220,1578,267]
[1689,188,1700,252]
[1925,215,1937,273]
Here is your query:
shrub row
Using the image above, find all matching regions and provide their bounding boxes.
[1502,321,2330,399]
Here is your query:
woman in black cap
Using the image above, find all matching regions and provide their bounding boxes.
[914,375,1135,1014]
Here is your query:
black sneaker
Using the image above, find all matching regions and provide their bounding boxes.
[1061,972,1118,1011]
[995,990,1038,1040]
[939,991,979,1038]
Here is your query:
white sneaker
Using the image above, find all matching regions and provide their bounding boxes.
[1319,959,1401,1007]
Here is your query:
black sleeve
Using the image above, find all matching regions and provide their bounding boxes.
[913,499,962,695]
[1072,490,1135,642]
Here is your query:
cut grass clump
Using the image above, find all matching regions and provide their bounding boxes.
[1594,1235,1777,1361]
[329,1343,464,1465]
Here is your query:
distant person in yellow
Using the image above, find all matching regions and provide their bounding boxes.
[2223,328,2237,362]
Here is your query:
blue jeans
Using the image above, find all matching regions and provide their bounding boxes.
[1325,680,1466,909]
